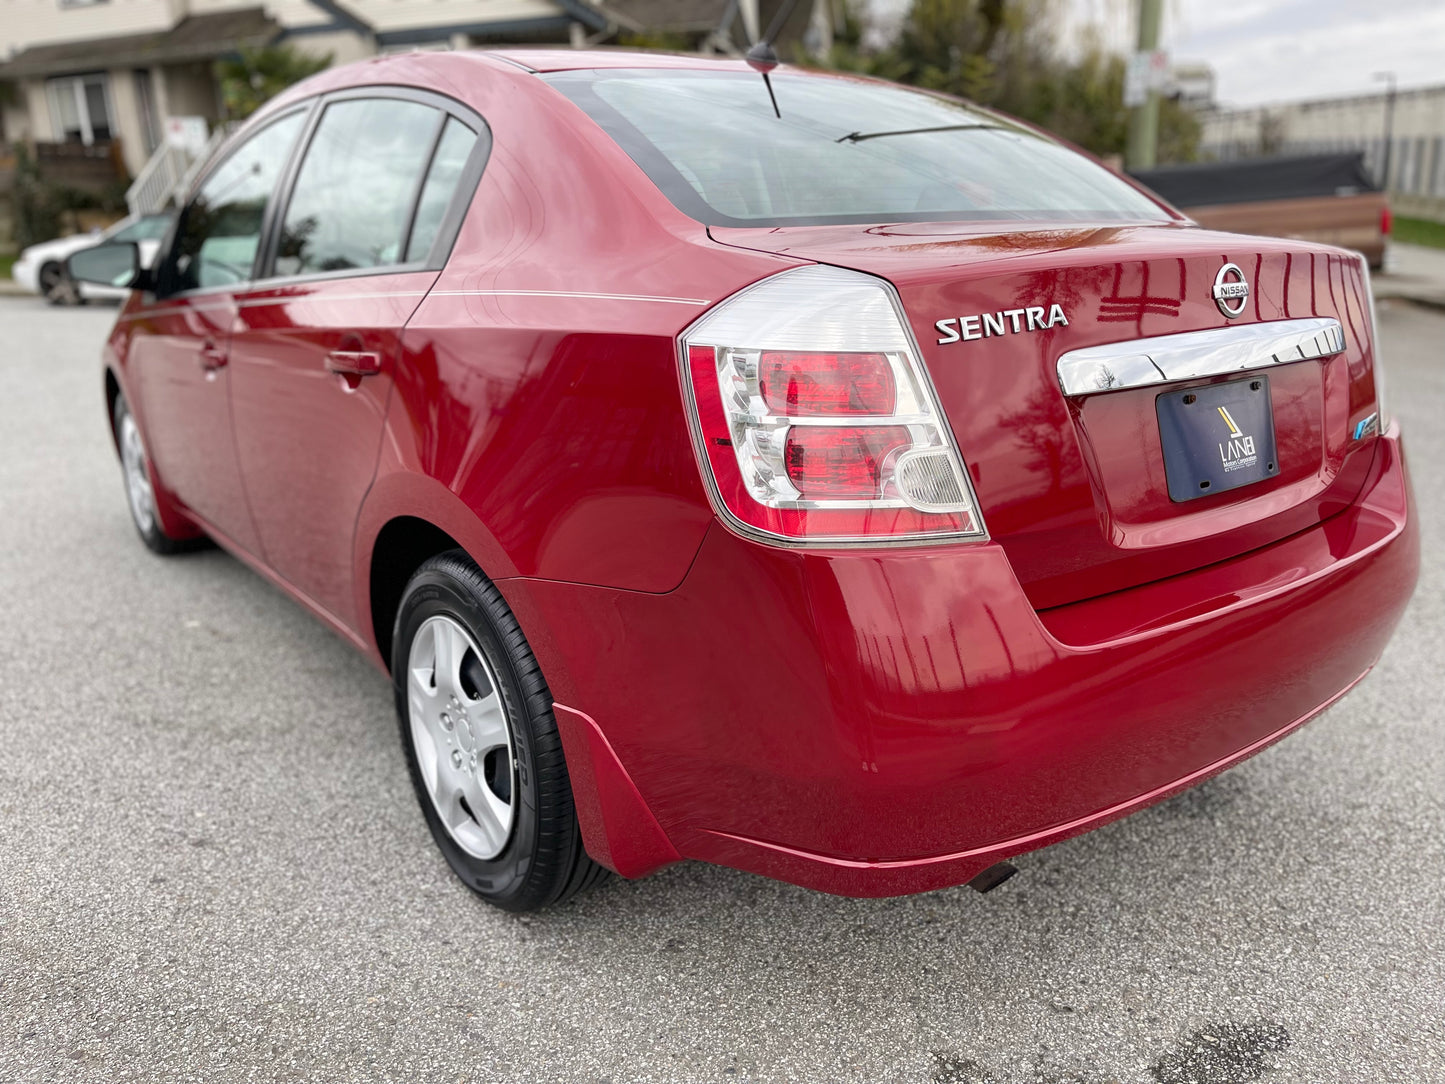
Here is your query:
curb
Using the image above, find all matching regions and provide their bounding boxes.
[1375,286,1445,314]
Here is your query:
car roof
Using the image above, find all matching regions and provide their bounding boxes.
[473,47,765,74]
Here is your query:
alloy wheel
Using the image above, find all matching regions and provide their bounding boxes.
[119,411,157,535]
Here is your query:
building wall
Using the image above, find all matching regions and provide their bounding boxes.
[159,60,219,120]
[0,0,175,59]
[105,65,152,175]
[4,0,568,60]
[2,96,33,142]
[331,0,561,36]
[1201,84,1445,220]
[3,0,577,191]
[21,80,52,140]
[284,27,372,65]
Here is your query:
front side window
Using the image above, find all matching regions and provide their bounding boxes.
[168,112,306,292]
[546,69,1171,228]
[273,98,442,277]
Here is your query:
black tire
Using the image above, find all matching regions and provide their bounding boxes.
[392,551,608,911]
[112,394,206,555]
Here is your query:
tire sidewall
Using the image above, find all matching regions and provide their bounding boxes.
[392,567,543,906]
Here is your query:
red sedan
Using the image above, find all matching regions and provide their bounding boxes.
[68,50,1417,911]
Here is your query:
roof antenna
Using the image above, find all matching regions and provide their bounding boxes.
[744,0,802,118]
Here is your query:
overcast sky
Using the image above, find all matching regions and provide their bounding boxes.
[870,0,1445,108]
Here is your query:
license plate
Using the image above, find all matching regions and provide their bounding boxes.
[1156,377,1279,502]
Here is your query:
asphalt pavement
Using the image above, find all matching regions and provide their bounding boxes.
[0,295,1441,1084]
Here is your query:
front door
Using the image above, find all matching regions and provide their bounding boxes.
[131,110,309,555]
[227,95,482,627]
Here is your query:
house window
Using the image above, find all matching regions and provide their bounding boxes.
[46,73,113,144]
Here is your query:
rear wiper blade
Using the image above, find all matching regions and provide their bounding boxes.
[836,123,1011,143]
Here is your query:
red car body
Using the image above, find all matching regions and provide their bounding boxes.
[101,50,1417,897]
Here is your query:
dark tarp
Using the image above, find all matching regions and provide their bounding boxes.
[1129,153,1381,208]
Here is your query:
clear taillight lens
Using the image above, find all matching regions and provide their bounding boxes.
[1360,255,1389,427]
[679,265,987,544]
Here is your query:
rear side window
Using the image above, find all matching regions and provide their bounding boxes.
[546,69,1170,228]
[169,111,305,291]
[406,118,478,263]
[274,98,441,277]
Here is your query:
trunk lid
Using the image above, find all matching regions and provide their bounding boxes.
[710,222,1382,609]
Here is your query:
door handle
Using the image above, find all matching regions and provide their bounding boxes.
[324,350,382,377]
[199,341,227,371]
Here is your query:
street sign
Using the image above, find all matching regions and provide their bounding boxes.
[1124,50,1169,107]
[164,116,209,155]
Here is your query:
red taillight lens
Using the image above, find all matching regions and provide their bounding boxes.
[1380,205,1393,236]
[679,265,986,544]
[758,351,895,416]
[784,425,911,498]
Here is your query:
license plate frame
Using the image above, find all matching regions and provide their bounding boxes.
[1156,376,1279,502]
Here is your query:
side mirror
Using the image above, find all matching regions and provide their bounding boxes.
[66,242,151,292]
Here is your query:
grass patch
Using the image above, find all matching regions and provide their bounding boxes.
[1393,215,1445,249]
[0,254,14,282]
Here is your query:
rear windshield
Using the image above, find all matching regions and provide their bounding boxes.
[545,69,1171,228]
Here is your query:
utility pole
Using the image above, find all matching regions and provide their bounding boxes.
[1373,71,1397,192]
[1125,0,1163,170]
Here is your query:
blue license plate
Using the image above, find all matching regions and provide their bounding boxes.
[1156,377,1279,502]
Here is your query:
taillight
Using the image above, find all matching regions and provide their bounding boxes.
[1380,204,1393,236]
[1359,255,1389,426]
[758,351,895,415]
[679,265,986,544]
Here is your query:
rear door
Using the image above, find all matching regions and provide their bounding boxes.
[227,91,487,628]
[130,110,308,556]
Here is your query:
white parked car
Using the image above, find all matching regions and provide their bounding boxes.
[12,212,174,304]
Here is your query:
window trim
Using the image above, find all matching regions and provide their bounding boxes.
[156,84,492,300]
[253,84,491,290]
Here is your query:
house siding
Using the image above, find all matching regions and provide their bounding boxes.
[0,0,176,58]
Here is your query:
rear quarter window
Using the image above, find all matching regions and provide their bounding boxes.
[545,69,1169,228]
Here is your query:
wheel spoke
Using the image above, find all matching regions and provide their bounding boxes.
[411,718,441,793]
[431,619,464,700]
[468,691,509,751]
[461,771,512,853]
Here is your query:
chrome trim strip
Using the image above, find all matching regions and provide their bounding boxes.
[428,289,710,306]
[1056,317,1345,396]
[236,291,431,308]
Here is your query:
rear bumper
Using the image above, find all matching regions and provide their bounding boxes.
[510,429,1417,896]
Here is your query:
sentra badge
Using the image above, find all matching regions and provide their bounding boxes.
[936,304,1068,345]
[1217,405,1258,473]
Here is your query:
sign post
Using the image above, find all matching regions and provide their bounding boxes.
[1125,0,1166,170]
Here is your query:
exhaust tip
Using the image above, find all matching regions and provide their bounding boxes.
[966,861,1019,894]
